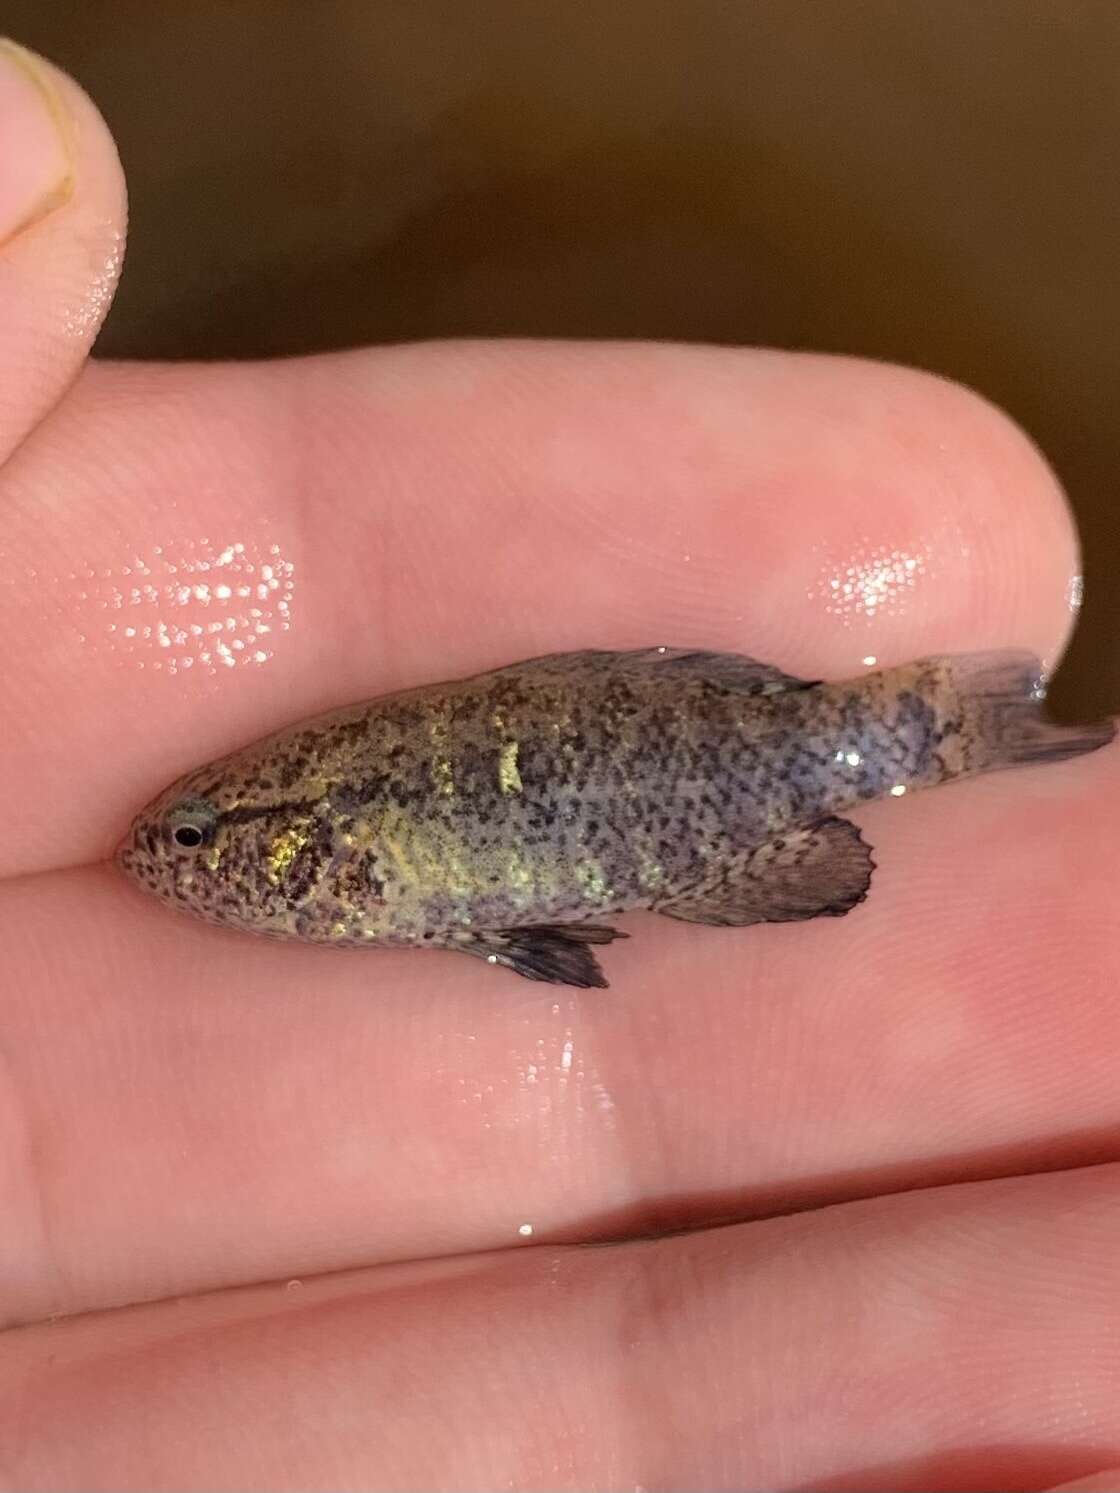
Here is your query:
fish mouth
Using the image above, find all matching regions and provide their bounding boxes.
[113,817,157,875]
[113,840,145,881]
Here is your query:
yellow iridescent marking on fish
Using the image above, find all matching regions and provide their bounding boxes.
[498,739,523,795]
[428,708,455,797]
[576,857,611,903]
[344,817,377,850]
[330,921,346,938]
[205,847,222,872]
[380,826,419,886]
[372,805,475,902]
[498,847,538,911]
[440,840,477,900]
[266,824,311,885]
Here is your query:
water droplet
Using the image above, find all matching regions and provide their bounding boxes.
[52,537,301,676]
[811,544,929,627]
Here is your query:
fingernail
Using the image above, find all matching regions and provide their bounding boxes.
[0,39,74,246]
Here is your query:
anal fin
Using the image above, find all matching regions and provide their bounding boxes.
[466,923,628,988]
[657,816,874,927]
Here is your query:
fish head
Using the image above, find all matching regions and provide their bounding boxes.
[116,762,332,935]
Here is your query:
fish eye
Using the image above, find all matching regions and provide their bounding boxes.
[165,799,218,852]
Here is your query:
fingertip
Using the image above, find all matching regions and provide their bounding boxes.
[751,352,1081,677]
[0,38,127,464]
[872,359,1081,671]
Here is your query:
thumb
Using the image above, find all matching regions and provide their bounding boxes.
[0,39,126,464]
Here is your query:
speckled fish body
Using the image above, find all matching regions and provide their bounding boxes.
[117,647,1114,986]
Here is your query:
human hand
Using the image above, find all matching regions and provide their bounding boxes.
[2,43,1119,1493]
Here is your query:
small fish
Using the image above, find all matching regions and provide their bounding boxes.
[116,648,1114,987]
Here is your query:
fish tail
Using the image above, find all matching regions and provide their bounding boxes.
[950,650,1115,771]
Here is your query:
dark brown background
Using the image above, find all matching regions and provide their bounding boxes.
[10,0,1118,717]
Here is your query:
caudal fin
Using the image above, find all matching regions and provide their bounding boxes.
[952,650,1115,769]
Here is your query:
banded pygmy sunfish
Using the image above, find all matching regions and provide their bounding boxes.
[116,647,1114,987]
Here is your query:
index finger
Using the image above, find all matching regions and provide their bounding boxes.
[0,341,1079,877]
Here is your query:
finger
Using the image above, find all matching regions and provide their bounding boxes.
[0,342,1079,877]
[0,41,125,464]
[3,739,1117,1325]
[4,1165,1120,1491]
[1,344,1102,1322]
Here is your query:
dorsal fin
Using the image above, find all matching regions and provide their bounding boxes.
[490,647,815,696]
[637,648,816,694]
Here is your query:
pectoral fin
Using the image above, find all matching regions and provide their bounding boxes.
[464,923,628,988]
[658,817,874,927]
